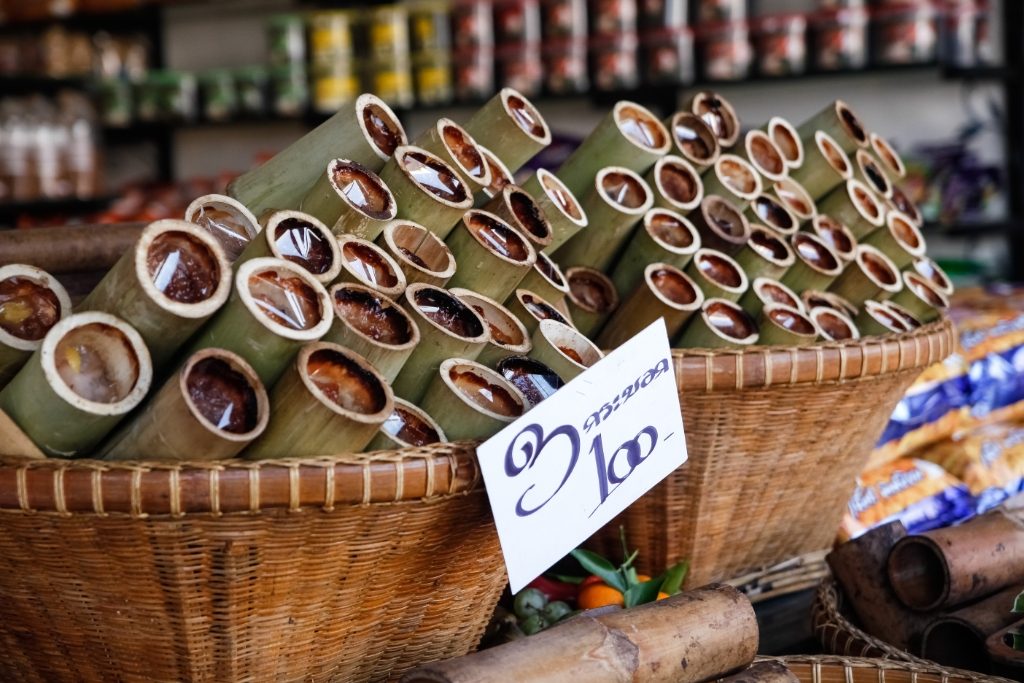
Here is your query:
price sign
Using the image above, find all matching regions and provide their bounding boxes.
[477,319,687,592]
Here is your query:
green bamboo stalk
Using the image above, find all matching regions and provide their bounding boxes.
[808,214,858,263]
[236,209,343,283]
[796,99,871,154]
[789,131,853,201]
[227,93,407,216]
[244,342,394,459]
[185,257,334,387]
[334,234,408,299]
[861,210,926,269]
[553,166,653,272]
[688,195,751,254]
[413,117,493,192]
[597,263,703,349]
[78,219,233,369]
[474,144,516,207]
[801,289,860,319]
[462,88,552,175]
[912,257,954,297]
[376,219,457,288]
[555,101,671,196]
[685,91,742,148]
[888,272,949,323]
[506,288,574,336]
[645,155,704,215]
[762,116,804,170]
[809,306,860,341]
[852,148,893,200]
[419,358,527,441]
[298,159,397,240]
[184,193,262,263]
[444,209,537,302]
[736,129,788,184]
[517,251,570,309]
[829,244,903,307]
[757,303,820,346]
[520,169,589,255]
[103,349,269,461]
[685,248,749,302]
[480,184,554,250]
[450,288,531,368]
[0,264,72,388]
[870,132,907,180]
[564,267,619,339]
[739,277,804,319]
[0,311,152,457]
[377,144,474,240]
[700,154,763,208]
[664,111,721,170]
[532,319,604,380]
[770,177,816,225]
[675,298,759,349]
[609,208,700,296]
[780,233,844,293]
[854,300,909,337]
[745,194,799,236]
[365,397,447,451]
[733,225,795,282]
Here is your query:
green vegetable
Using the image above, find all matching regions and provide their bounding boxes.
[570,549,627,593]
[520,613,547,636]
[513,588,548,620]
[624,578,663,608]
[660,561,689,596]
[542,600,572,622]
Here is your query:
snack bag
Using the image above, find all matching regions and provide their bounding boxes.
[918,421,1024,512]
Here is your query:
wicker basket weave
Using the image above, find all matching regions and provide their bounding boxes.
[0,444,505,683]
[589,319,956,587]
[810,579,921,662]
[761,655,1015,683]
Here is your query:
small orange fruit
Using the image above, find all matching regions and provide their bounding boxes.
[579,575,604,588]
[577,583,625,610]
[636,574,652,583]
[656,592,670,601]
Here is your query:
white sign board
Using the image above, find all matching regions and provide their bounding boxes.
[477,319,688,592]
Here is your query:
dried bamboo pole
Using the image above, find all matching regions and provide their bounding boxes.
[739,277,804,319]
[298,159,397,240]
[335,234,408,299]
[228,93,407,216]
[763,116,804,170]
[829,244,903,307]
[103,348,269,461]
[685,248,750,302]
[853,148,894,200]
[598,263,704,349]
[413,118,493,192]
[532,319,604,380]
[450,288,531,368]
[496,355,566,409]
[610,208,700,296]
[664,111,721,170]
[518,251,570,307]
[701,154,763,207]
[236,209,342,283]
[565,268,618,339]
[780,233,844,293]
[808,214,858,263]
[745,194,798,236]
[646,155,704,214]
[686,91,742,147]
[462,88,552,174]
[0,223,143,274]
[0,311,152,457]
[920,584,1024,672]
[796,99,871,154]
[855,300,911,336]
[481,184,554,250]
[757,303,820,346]
[736,129,788,184]
[870,132,907,180]
[419,358,526,440]
[78,219,232,368]
[810,306,860,341]
[789,131,853,201]
[0,264,72,388]
[378,145,475,239]
[366,397,447,451]
[445,210,537,302]
[184,194,261,263]
[862,211,926,269]
[912,257,954,297]
[734,226,795,282]
[244,342,394,459]
[770,177,816,225]
[889,272,948,323]
[506,288,573,335]
[688,195,750,254]
[377,219,457,288]
[520,169,589,255]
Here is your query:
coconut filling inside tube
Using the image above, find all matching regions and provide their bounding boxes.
[617,104,668,151]
[697,251,743,289]
[388,223,453,274]
[307,348,389,415]
[189,201,258,263]
[248,269,324,331]
[266,217,335,277]
[0,276,61,342]
[379,401,442,446]
[516,291,570,326]
[448,363,523,418]
[441,122,488,184]
[402,150,470,204]
[498,356,565,408]
[692,93,739,145]
[361,101,405,157]
[508,189,552,243]
[414,288,486,339]
[601,171,649,209]
[706,300,756,341]
[342,242,401,290]
[186,356,261,434]
[671,113,718,164]
[750,195,795,234]
[468,211,532,262]
[540,171,584,222]
[505,92,549,140]
[334,287,414,346]
[331,161,394,220]
[756,279,802,310]
[55,323,140,404]
[658,160,701,206]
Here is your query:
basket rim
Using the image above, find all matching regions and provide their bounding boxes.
[758,654,1017,683]
[0,441,482,518]
[672,317,954,391]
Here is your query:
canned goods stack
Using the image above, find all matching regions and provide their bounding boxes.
[694,0,750,80]
[639,0,694,85]
[541,0,588,94]
[451,0,494,101]
[494,0,543,96]
[409,0,454,106]
[309,10,359,114]
[590,0,640,91]
[266,13,309,117]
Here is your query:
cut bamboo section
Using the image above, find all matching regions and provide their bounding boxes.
[0,311,152,457]
[862,210,926,269]
[853,148,893,200]
[810,306,860,341]
[377,219,457,288]
[0,264,72,388]
[745,194,798,236]
[237,209,342,283]
[104,349,269,461]
[462,88,552,174]
[789,131,853,201]
[481,184,554,250]
[912,257,954,297]
[808,214,858,263]
[598,263,703,349]
[366,397,447,451]
[685,248,750,302]
[870,132,907,180]
[854,299,910,336]
[781,232,844,293]
[565,267,619,339]
[770,177,816,225]
[532,319,604,380]
[506,288,573,336]
[796,99,870,154]
[335,234,408,299]
[419,358,526,440]
[0,407,45,459]
[736,129,788,184]
[882,300,924,330]
[227,93,407,216]
[298,159,397,240]
[413,118,493,192]
[739,277,804,319]
[665,111,721,170]
[757,303,819,346]
[688,195,751,254]
[646,155,704,214]
[475,144,516,206]
[889,272,949,323]
[676,298,759,348]
[829,244,903,307]
[920,583,1023,672]
[244,342,394,459]
[610,208,700,296]
[734,225,796,281]
[887,185,925,227]
[518,251,570,308]
[763,116,804,170]
[817,179,885,240]
[495,355,566,410]
[450,288,531,368]
[801,290,859,319]
[686,91,742,147]
[184,193,261,263]
[445,210,537,302]
[378,145,474,239]
[520,169,588,255]
[701,154,763,207]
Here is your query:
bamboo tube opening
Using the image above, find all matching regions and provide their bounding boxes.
[647,263,704,310]
[792,233,843,277]
[713,155,762,200]
[888,185,924,226]
[598,167,653,212]
[772,178,816,221]
[535,169,587,226]
[690,91,740,147]
[883,300,924,329]
[331,284,419,349]
[913,257,954,296]
[497,355,565,408]
[374,398,446,449]
[753,277,803,311]
[767,116,803,168]
[763,303,818,339]
[382,221,457,280]
[464,210,537,264]
[43,312,151,415]
[921,622,990,673]
[185,194,261,263]
[693,248,749,295]
[501,88,552,146]
[357,94,408,159]
[441,358,525,420]
[450,288,530,354]
[745,130,787,181]
[534,252,569,294]
[135,219,233,317]
[614,101,671,154]
[701,298,759,345]
[182,349,269,441]
[338,236,407,298]
[857,244,902,292]
[537,319,603,370]
[810,307,860,341]
[328,159,397,221]
[647,209,701,252]
[700,195,751,250]
[870,132,907,179]
[815,131,853,176]
[479,145,515,199]
[802,290,859,318]
[888,537,949,610]
[812,214,858,262]
[855,149,893,199]
[904,272,948,309]
[396,146,473,206]
[512,289,572,327]
[237,258,333,339]
[860,299,910,333]
[262,211,342,282]
[749,194,797,235]
[437,119,491,187]
[668,112,720,167]
[835,100,869,148]
[748,226,796,268]
[654,156,703,211]
[0,265,71,351]
[300,344,393,422]
[888,211,924,252]
[503,186,554,246]
[566,267,619,314]
[410,285,489,341]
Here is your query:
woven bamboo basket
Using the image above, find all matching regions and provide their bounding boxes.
[810,579,920,661]
[759,655,1015,683]
[589,319,956,587]
[0,444,505,683]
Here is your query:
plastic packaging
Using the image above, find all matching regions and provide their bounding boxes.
[871,2,937,65]
[920,421,1024,512]
[752,14,807,76]
[810,7,868,71]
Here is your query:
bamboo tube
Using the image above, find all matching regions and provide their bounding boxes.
[870,132,907,180]
[323,283,420,383]
[450,288,531,368]
[888,509,1024,612]
[378,145,475,239]
[236,210,342,284]
[720,662,799,683]
[520,169,589,255]
[298,159,397,240]
[810,306,860,341]
[853,148,894,200]
[809,214,858,263]
[770,177,816,225]
[739,277,804,319]
[757,303,819,346]
[689,195,751,254]
[826,521,930,652]
[763,116,804,170]
[244,342,394,459]
[829,244,903,307]
[664,111,721,170]
[377,220,457,288]
[366,397,447,451]
[789,131,853,201]
[920,584,1023,672]
[475,144,516,206]
[780,232,844,293]
[912,257,954,297]
[481,184,554,250]
[0,311,152,457]
[554,167,653,272]
[445,209,538,302]
[987,619,1024,679]
[506,288,574,336]
[462,88,552,174]
[889,272,948,323]
[565,268,619,339]
[555,101,671,196]
[103,349,269,461]
[802,289,859,319]
[518,251,570,307]
[78,219,232,368]
[496,355,566,410]
[419,358,526,441]
[335,234,407,299]
[0,223,144,274]
[734,226,795,282]
[401,584,758,683]
[685,248,749,302]
[610,208,700,297]
[796,99,870,154]
[887,185,925,227]
[646,155,704,214]
[0,264,72,388]
[185,257,333,386]
[687,91,742,148]
[701,154,763,207]
[817,179,885,239]
[882,300,924,330]
[227,93,407,216]
[736,129,788,184]
[676,298,758,348]
[745,194,798,236]
[532,319,604,380]
[855,300,911,336]
[413,118,493,192]
[598,263,703,349]
[184,194,261,263]
[863,211,926,269]
[391,283,489,402]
